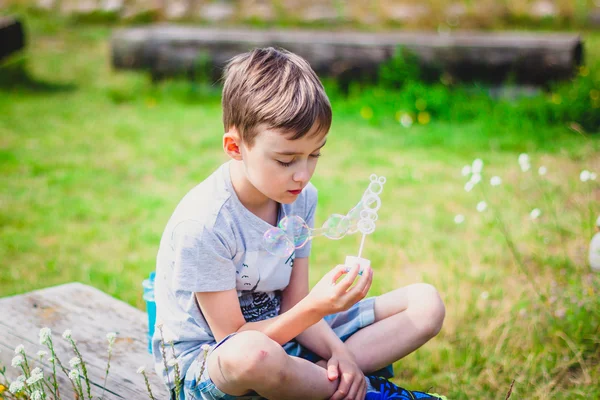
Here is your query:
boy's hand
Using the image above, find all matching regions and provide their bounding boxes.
[306,262,373,316]
[327,351,366,400]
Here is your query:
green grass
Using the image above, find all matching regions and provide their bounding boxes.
[1,9,600,400]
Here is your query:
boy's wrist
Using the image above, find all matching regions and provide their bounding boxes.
[298,296,329,321]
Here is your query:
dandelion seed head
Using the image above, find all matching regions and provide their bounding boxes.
[69,357,81,368]
[454,214,465,224]
[62,329,72,340]
[14,345,24,355]
[490,176,502,186]
[137,366,146,374]
[461,165,471,177]
[530,208,541,220]
[470,173,481,185]
[464,181,474,192]
[68,369,79,381]
[538,166,547,176]
[30,367,42,377]
[400,113,413,128]
[11,355,23,368]
[26,373,43,386]
[36,350,47,359]
[106,332,117,344]
[518,153,529,165]
[201,344,211,351]
[476,201,487,212]
[39,328,51,345]
[9,380,24,394]
[480,291,489,300]
[31,390,43,400]
[471,159,483,174]
[580,170,591,182]
[520,162,530,172]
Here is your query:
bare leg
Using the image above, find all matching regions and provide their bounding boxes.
[206,331,338,400]
[344,283,445,374]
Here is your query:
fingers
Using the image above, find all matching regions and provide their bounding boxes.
[336,262,361,292]
[330,265,348,285]
[327,359,339,381]
[330,372,352,400]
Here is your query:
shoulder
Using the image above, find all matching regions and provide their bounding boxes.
[166,164,236,238]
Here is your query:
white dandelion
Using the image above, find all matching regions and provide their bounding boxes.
[476,201,488,212]
[31,390,43,400]
[580,170,591,182]
[464,181,475,192]
[37,350,48,360]
[62,329,72,340]
[518,153,529,165]
[470,173,482,185]
[201,344,211,352]
[68,369,80,381]
[137,366,146,374]
[530,208,542,220]
[14,344,24,354]
[472,159,484,174]
[400,113,413,128]
[454,214,465,224]
[490,176,502,186]
[461,165,471,176]
[480,291,489,300]
[9,380,25,394]
[69,357,81,368]
[11,355,23,368]
[167,359,178,367]
[106,332,117,345]
[39,328,52,346]
[538,166,547,176]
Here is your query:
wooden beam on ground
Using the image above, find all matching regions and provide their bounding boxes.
[0,283,169,399]
[111,26,583,84]
[0,17,25,61]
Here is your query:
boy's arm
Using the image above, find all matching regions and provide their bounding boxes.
[280,257,352,360]
[195,286,324,345]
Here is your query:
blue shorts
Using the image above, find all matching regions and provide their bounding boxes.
[179,297,393,400]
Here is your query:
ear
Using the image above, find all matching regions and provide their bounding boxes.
[223,127,243,161]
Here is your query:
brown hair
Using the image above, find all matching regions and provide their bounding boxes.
[222,47,332,147]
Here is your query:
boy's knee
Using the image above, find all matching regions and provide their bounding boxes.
[218,331,287,386]
[413,283,445,338]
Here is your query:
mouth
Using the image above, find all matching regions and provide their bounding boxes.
[288,189,302,195]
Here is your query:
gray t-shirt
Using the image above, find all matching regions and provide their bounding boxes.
[152,161,317,390]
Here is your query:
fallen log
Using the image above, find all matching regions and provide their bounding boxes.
[0,17,26,61]
[111,26,583,85]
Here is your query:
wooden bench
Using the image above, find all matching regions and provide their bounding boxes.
[0,283,169,399]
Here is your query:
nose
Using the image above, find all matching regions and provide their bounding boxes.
[293,163,310,184]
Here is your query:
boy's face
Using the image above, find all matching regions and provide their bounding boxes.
[226,124,327,205]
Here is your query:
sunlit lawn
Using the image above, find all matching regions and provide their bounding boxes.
[1,11,599,399]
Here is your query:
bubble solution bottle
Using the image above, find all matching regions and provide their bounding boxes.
[142,272,156,354]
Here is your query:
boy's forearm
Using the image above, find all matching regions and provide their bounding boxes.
[236,297,324,345]
[295,319,348,360]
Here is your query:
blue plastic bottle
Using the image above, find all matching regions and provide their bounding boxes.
[142,272,156,354]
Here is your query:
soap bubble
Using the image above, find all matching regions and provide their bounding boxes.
[263,227,295,257]
[262,174,387,257]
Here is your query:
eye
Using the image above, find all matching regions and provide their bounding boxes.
[277,160,293,167]
[310,153,322,159]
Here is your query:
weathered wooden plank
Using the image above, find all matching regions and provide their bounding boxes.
[0,283,169,399]
[0,16,26,61]
[111,26,583,84]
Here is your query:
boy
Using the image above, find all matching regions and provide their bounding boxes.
[153,47,446,400]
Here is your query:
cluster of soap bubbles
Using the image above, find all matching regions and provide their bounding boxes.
[263,174,386,257]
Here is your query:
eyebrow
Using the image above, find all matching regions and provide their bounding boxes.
[274,139,327,156]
